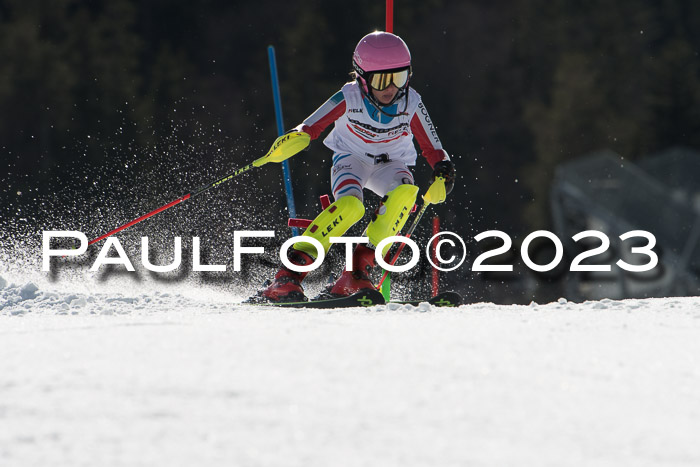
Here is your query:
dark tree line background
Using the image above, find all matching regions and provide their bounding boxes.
[2,0,700,300]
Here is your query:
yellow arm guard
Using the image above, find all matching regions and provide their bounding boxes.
[423,176,447,205]
[253,131,311,167]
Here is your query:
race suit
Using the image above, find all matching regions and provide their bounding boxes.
[295,81,449,201]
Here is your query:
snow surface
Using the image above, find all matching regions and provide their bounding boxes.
[2,269,700,467]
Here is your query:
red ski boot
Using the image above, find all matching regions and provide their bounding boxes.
[329,244,377,297]
[259,250,314,302]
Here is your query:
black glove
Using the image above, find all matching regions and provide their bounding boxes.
[432,160,456,195]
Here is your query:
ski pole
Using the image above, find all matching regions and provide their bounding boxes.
[376,202,430,289]
[376,176,447,289]
[87,162,255,246]
[87,131,310,246]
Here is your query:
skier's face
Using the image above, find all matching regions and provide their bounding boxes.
[371,84,399,105]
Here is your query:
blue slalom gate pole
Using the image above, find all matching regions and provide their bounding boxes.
[267,45,299,236]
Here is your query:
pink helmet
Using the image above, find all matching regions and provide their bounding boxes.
[353,31,411,74]
[352,31,412,96]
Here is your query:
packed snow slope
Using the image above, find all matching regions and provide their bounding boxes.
[2,270,700,467]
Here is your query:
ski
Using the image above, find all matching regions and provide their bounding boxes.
[249,289,386,309]
[391,291,463,307]
[246,290,462,309]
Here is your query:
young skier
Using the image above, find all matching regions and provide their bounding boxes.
[256,31,455,302]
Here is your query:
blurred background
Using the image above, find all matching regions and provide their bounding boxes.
[2,0,700,303]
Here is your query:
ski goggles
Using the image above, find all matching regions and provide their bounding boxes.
[368,68,411,91]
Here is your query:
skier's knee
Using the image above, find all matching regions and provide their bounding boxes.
[334,191,364,203]
[385,178,414,194]
[294,196,365,257]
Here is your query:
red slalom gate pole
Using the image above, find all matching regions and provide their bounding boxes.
[386,0,394,32]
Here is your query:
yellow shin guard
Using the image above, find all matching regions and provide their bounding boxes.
[294,196,365,258]
[367,184,419,256]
